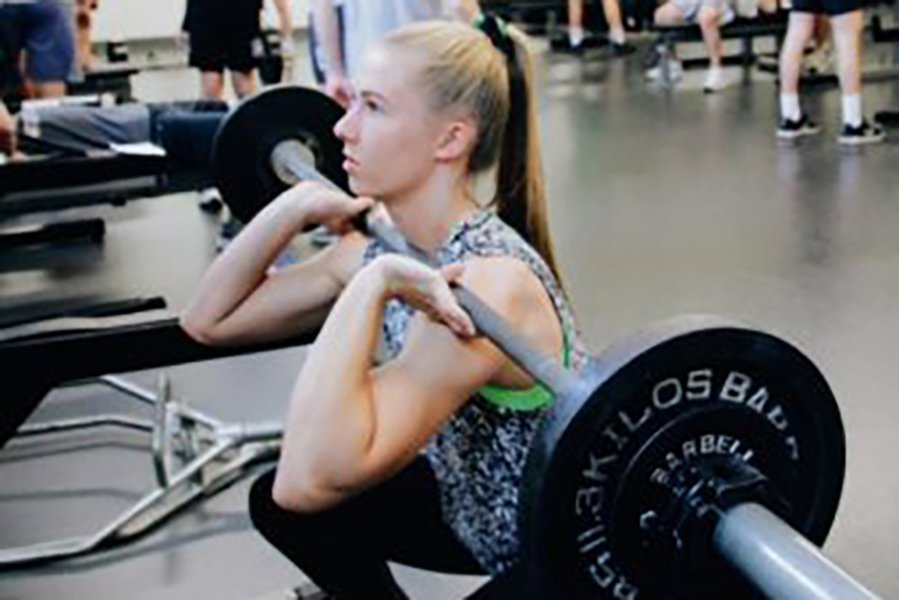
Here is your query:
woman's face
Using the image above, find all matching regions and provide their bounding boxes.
[333,46,447,199]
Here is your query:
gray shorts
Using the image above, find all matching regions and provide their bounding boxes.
[672,0,735,23]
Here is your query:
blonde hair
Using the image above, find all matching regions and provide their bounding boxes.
[384,20,562,284]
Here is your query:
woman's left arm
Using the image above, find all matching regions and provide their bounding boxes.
[272,254,533,512]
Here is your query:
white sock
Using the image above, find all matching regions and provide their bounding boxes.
[609,27,626,45]
[569,27,585,47]
[842,93,862,128]
[780,93,801,122]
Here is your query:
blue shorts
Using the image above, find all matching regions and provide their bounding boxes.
[0,1,75,83]
[24,1,75,82]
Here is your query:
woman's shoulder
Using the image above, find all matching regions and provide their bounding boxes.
[456,256,550,318]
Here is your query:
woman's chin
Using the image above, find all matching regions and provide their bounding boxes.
[348,177,377,198]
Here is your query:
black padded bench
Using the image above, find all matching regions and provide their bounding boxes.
[653,13,788,85]
[0,107,224,250]
[0,302,316,450]
[480,0,565,34]
[0,152,213,217]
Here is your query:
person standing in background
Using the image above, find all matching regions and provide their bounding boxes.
[777,0,884,143]
[0,0,74,98]
[312,0,480,108]
[182,0,292,100]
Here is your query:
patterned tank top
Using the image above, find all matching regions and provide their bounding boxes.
[362,209,590,575]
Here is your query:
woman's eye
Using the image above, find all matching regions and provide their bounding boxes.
[365,100,381,112]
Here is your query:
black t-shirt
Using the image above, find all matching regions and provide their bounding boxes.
[182,0,263,35]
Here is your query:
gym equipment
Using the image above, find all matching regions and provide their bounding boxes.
[69,65,138,104]
[212,85,347,224]
[0,298,317,567]
[0,218,104,250]
[480,1,564,36]
[1,104,228,217]
[4,373,281,566]
[651,14,788,88]
[211,85,879,599]
[873,16,899,126]
[255,29,286,86]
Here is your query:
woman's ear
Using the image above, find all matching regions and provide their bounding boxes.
[434,119,476,163]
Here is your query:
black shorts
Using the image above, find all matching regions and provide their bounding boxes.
[188,24,259,74]
[790,0,866,17]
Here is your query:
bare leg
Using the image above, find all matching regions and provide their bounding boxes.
[565,0,587,48]
[601,0,627,43]
[32,81,67,98]
[201,71,225,101]
[829,8,881,138]
[779,11,816,94]
[649,3,686,80]
[697,6,723,68]
[568,0,583,30]
[654,3,686,26]
[829,9,863,94]
[231,70,257,99]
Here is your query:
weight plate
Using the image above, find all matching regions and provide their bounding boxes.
[212,86,348,224]
[520,315,845,599]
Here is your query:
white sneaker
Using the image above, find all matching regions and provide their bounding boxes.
[703,68,728,93]
[646,60,683,83]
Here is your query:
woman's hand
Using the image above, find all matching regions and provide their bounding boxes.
[277,181,374,234]
[371,254,476,338]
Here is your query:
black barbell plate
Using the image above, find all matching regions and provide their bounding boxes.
[212,86,348,225]
[519,315,845,599]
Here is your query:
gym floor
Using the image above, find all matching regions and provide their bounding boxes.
[1,32,898,600]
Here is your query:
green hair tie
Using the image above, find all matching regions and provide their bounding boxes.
[472,12,514,59]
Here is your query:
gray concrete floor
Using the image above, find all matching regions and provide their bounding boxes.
[1,33,899,600]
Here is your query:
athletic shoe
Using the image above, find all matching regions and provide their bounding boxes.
[838,120,886,145]
[776,115,821,140]
[551,31,602,53]
[197,187,223,213]
[703,68,728,93]
[645,60,683,82]
[610,41,637,57]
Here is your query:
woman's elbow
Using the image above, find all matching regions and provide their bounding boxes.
[179,312,225,347]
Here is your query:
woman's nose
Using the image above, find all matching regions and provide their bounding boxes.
[334,103,359,142]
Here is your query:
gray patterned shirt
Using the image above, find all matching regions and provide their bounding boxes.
[363,209,589,574]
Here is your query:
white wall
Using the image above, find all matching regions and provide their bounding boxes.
[92,0,310,42]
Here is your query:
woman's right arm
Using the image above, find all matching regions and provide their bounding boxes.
[180,182,372,347]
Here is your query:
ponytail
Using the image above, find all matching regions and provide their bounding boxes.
[385,19,564,285]
[492,26,561,284]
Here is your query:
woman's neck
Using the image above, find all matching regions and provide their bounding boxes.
[383,171,479,254]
